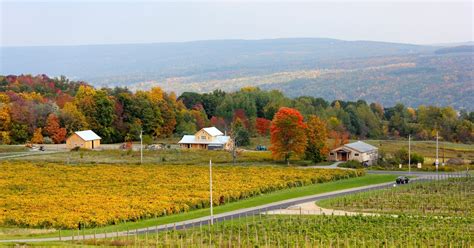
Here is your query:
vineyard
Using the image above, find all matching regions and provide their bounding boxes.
[0,162,360,229]
[318,176,473,217]
[73,177,473,247]
[82,214,472,247]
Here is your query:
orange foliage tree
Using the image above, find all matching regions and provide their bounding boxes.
[270,107,307,165]
[305,115,329,163]
[256,117,271,136]
[45,114,67,144]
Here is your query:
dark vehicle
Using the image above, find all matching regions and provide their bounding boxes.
[396,176,409,184]
[256,145,267,151]
[39,146,45,151]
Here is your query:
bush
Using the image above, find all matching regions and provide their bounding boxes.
[142,135,153,146]
[393,149,424,165]
[43,137,53,144]
[338,160,364,169]
[410,153,424,164]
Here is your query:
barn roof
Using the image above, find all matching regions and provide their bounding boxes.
[75,130,101,141]
[344,141,377,153]
[202,127,224,136]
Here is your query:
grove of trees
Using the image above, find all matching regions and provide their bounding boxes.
[0,75,473,145]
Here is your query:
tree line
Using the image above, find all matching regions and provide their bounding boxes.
[0,74,472,145]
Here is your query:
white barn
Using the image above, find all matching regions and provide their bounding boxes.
[329,141,378,165]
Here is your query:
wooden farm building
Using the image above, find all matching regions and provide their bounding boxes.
[66,130,101,149]
[178,127,232,150]
[329,141,378,165]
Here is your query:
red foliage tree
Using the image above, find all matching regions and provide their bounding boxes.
[255,117,271,136]
[45,114,67,144]
[210,116,226,131]
[270,107,307,165]
[233,109,250,129]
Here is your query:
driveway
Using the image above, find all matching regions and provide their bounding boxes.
[303,161,345,169]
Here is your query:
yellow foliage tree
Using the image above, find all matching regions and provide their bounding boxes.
[31,128,44,144]
[305,115,329,163]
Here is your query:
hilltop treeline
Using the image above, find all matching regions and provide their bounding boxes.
[0,74,473,144]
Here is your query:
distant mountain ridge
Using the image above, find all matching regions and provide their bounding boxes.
[1,38,473,109]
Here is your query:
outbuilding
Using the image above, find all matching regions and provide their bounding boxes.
[328,141,378,165]
[66,130,101,149]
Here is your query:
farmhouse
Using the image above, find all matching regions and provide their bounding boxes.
[328,141,378,165]
[178,127,232,150]
[66,130,101,149]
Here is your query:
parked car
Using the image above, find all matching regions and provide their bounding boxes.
[396,176,409,184]
[256,145,267,151]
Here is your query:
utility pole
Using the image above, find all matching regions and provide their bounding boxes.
[408,135,411,174]
[435,131,439,175]
[209,159,214,225]
[140,129,143,164]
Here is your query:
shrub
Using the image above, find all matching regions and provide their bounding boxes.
[339,160,364,169]
[410,153,424,164]
[142,135,153,146]
[43,137,53,144]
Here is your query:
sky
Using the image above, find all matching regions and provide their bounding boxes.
[1,1,472,47]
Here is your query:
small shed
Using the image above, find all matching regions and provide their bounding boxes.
[66,130,101,149]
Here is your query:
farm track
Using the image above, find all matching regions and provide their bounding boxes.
[0,151,63,160]
[0,171,461,244]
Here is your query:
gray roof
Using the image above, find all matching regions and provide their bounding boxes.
[344,141,378,153]
[178,135,230,145]
[75,130,101,141]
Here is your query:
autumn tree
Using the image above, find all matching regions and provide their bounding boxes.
[327,117,349,149]
[270,107,307,165]
[45,114,67,144]
[305,115,329,163]
[255,117,271,136]
[210,116,226,132]
[31,128,44,144]
[60,102,88,134]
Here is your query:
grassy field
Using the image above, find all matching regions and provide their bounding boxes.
[0,145,29,153]
[0,174,398,240]
[318,177,473,217]
[8,149,273,165]
[4,137,472,167]
[362,139,474,162]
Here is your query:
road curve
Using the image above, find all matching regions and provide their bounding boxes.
[1,172,460,243]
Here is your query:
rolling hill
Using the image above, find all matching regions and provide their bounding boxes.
[1,38,473,109]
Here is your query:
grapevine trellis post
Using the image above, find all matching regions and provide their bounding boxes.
[209,159,214,225]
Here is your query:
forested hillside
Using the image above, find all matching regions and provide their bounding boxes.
[3,38,473,109]
[1,75,472,145]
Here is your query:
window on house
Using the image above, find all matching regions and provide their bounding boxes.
[201,135,206,140]
[354,153,359,156]
[330,152,334,155]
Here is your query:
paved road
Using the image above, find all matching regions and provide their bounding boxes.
[1,176,434,244]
